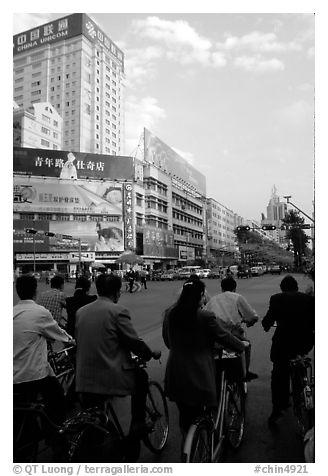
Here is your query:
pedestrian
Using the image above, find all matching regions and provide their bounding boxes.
[128,269,135,293]
[66,276,97,338]
[140,269,147,290]
[205,276,259,381]
[162,277,248,447]
[14,274,74,458]
[262,275,314,425]
[75,274,161,437]
[37,274,67,327]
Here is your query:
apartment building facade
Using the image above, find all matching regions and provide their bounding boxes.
[13,13,124,156]
[13,101,63,150]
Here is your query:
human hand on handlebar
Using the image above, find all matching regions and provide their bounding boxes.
[242,340,250,349]
[152,350,162,360]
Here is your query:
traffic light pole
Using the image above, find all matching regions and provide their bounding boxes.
[33,233,36,274]
[283,196,314,223]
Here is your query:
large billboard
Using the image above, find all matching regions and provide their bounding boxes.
[144,128,206,195]
[143,227,177,258]
[13,13,124,68]
[13,147,134,181]
[13,219,124,254]
[13,177,123,216]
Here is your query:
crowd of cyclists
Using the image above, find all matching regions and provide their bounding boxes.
[13,267,315,462]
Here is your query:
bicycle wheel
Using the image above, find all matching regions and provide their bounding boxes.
[143,381,169,453]
[293,394,313,436]
[183,419,213,463]
[225,381,245,449]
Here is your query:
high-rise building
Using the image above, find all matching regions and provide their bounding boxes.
[13,13,125,155]
[261,185,287,244]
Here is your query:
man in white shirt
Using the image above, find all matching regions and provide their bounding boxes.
[14,274,73,424]
[206,277,259,381]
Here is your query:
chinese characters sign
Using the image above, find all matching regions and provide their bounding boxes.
[14,147,134,181]
[143,227,177,258]
[13,13,124,68]
[13,178,123,216]
[123,183,134,250]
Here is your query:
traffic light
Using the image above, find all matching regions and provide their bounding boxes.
[61,234,73,240]
[44,232,56,237]
[236,226,251,232]
[300,224,311,229]
[261,225,276,231]
[25,228,38,234]
[280,225,290,230]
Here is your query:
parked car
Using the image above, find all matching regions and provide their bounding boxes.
[237,266,251,279]
[160,270,177,281]
[270,265,281,275]
[200,268,211,278]
[250,266,264,276]
[150,270,162,281]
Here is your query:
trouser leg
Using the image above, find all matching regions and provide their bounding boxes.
[245,342,251,372]
[130,368,149,424]
[271,361,290,411]
[38,376,66,425]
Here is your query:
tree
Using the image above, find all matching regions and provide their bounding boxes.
[282,210,310,269]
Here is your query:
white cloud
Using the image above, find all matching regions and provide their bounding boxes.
[131,16,226,69]
[124,46,164,87]
[234,55,284,73]
[218,31,302,54]
[132,16,211,51]
[124,96,166,155]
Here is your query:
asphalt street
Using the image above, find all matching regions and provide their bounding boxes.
[13,272,313,463]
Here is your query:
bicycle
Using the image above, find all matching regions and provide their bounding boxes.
[13,354,169,462]
[289,355,314,437]
[182,349,246,463]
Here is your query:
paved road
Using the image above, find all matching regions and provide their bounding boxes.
[14,272,313,463]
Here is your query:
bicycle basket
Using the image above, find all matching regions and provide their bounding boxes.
[222,352,246,381]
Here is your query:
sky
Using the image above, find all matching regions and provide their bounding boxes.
[12,6,317,224]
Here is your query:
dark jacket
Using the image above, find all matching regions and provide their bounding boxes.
[75,296,153,396]
[262,291,314,362]
[162,308,245,407]
[66,290,97,337]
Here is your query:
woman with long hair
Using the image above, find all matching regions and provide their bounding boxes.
[162,278,247,440]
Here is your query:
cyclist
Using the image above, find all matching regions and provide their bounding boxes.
[66,276,97,338]
[162,278,248,442]
[14,274,74,425]
[37,274,67,327]
[205,276,259,381]
[262,275,314,425]
[75,274,161,437]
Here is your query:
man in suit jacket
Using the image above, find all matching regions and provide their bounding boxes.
[75,274,160,435]
[262,275,314,425]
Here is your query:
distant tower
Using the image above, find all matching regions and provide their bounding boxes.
[264,185,287,244]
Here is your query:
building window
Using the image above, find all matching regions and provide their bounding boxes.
[41,139,50,147]
[41,126,50,135]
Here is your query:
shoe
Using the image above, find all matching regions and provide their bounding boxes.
[245,371,258,381]
[268,410,283,426]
